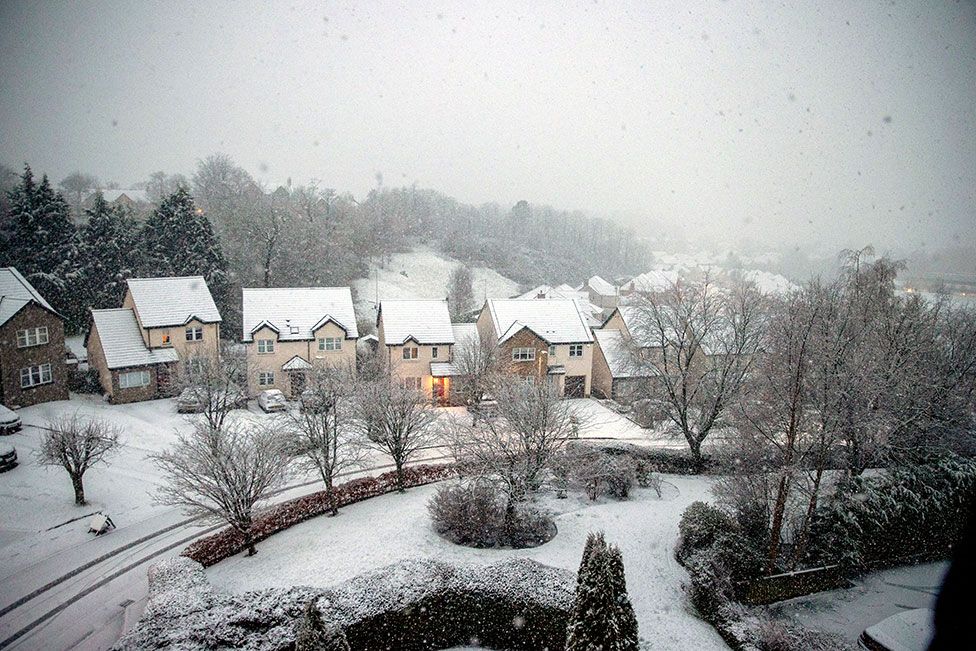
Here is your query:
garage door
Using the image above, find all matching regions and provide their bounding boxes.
[565,375,586,398]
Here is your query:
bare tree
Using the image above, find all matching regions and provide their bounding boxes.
[351,378,438,492]
[446,265,475,320]
[286,366,366,515]
[36,414,122,505]
[58,171,99,218]
[177,345,247,432]
[449,328,502,414]
[151,421,291,556]
[630,276,766,470]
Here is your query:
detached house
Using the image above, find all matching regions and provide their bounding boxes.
[476,299,594,398]
[377,300,455,403]
[242,287,359,397]
[0,268,69,408]
[592,305,659,403]
[584,275,619,310]
[86,276,222,403]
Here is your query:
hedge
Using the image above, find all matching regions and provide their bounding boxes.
[183,464,456,567]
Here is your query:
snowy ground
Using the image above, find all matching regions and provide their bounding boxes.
[206,476,728,651]
[351,246,520,319]
[768,561,947,646]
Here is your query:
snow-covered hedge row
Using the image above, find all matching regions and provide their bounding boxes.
[183,464,456,567]
[115,556,575,650]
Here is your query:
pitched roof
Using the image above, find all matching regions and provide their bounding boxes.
[127,276,222,327]
[281,355,313,371]
[624,269,680,294]
[242,287,358,342]
[101,189,149,203]
[513,286,603,326]
[0,267,58,326]
[587,275,617,296]
[594,329,652,379]
[90,309,179,369]
[486,299,593,345]
[378,300,454,345]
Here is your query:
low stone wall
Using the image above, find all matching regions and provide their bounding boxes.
[115,556,575,651]
[741,565,851,606]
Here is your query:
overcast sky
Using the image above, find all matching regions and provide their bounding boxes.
[1,0,974,253]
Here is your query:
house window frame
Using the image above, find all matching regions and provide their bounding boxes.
[257,339,275,354]
[160,331,172,346]
[402,346,419,360]
[318,337,342,352]
[547,344,557,357]
[512,347,536,362]
[119,369,151,389]
[569,344,584,357]
[20,363,53,388]
[185,326,204,342]
[16,326,49,348]
[432,347,438,359]
[258,371,275,386]
[402,376,422,391]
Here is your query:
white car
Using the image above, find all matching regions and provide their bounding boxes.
[0,405,21,435]
[0,441,17,472]
[257,389,288,413]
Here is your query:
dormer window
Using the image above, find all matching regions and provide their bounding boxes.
[402,346,419,360]
[161,332,172,346]
[318,337,342,351]
[185,326,203,341]
[257,339,275,354]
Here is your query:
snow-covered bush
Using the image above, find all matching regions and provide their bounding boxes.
[807,455,976,572]
[428,482,556,549]
[118,556,575,651]
[183,464,456,566]
[675,501,735,563]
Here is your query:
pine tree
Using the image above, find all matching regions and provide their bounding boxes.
[141,186,230,315]
[81,192,136,310]
[606,545,640,651]
[1,165,82,328]
[294,600,350,651]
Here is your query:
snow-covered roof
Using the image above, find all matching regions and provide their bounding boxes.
[514,286,603,326]
[0,267,58,326]
[587,275,617,296]
[594,329,652,379]
[90,309,179,369]
[281,355,313,371]
[127,276,222,327]
[624,269,680,293]
[430,361,460,377]
[242,287,358,342]
[101,189,149,203]
[486,299,593,345]
[378,300,454,345]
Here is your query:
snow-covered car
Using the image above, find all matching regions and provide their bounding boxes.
[0,441,17,472]
[858,607,933,651]
[468,398,499,421]
[177,387,248,413]
[257,389,288,413]
[0,405,22,435]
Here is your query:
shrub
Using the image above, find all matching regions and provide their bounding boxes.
[68,366,102,394]
[676,501,734,563]
[296,600,350,651]
[428,482,555,549]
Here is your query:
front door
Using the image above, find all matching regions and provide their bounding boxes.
[564,375,586,398]
[289,371,307,398]
[432,377,447,405]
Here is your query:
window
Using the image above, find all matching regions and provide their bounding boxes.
[318,337,342,351]
[257,339,275,354]
[16,326,49,348]
[161,332,172,346]
[119,369,150,389]
[258,371,275,386]
[569,344,584,357]
[432,347,438,359]
[402,377,422,391]
[402,346,419,360]
[512,347,536,362]
[289,325,300,334]
[185,326,203,341]
[20,363,53,388]
[547,345,557,357]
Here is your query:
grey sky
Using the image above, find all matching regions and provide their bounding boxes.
[1,0,974,253]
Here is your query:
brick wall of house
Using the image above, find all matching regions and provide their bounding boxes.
[108,365,171,404]
[0,303,69,408]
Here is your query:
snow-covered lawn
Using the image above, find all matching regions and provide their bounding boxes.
[768,561,947,645]
[351,246,520,317]
[207,475,728,650]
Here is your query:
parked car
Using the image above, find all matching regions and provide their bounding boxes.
[468,398,499,421]
[0,405,22,435]
[858,607,932,651]
[176,386,248,413]
[0,441,17,472]
[257,389,288,413]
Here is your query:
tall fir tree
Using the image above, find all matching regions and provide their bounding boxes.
[566,533,639,651]
[606,545,640,651]
[81,191,136,310]
[141,186,230,318]
[1,165,82,329]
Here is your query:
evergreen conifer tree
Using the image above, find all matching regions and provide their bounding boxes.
[566,533,640,651]
[607,545,640,651]
[81,191,136,309]
[295,600,350,651]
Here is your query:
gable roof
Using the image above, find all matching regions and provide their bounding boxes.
[0,267,59,327]
[90,309,179,369]
[378,300,454,345]
[594,329,653,379]
[126,276,222,327]
[486,299,593,345]
[242,287,358,342]
[587,275,617,296]
[514,285,603,326]
[281,355,313,371]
